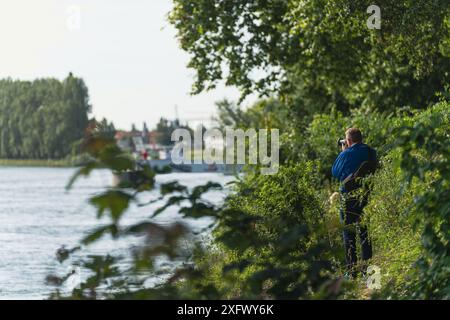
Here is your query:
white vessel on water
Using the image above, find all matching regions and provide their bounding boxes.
[147,154,243,174]
[113,148,242,187]
[113,130,242,186]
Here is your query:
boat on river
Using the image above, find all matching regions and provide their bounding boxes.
[112,158,242,187]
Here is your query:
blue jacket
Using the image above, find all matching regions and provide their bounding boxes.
[332,143,376,191]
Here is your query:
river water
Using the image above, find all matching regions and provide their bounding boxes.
[0,167,233,299]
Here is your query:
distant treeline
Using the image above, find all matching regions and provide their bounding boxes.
[0,74,90,159]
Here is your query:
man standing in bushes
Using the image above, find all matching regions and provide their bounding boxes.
[332,128,377,278]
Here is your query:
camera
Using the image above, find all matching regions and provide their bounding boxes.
[337,138,347,148]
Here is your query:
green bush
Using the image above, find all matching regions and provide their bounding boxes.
[388,101,450,299]
[211,162,342,299]
[363,150,422,296]
[48,101,449,300]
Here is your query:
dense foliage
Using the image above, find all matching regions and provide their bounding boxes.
[155,117,193,146]
[46,1,449,300]
[48,101,449,300]
[169,0,449,115]
[0,73,91,159]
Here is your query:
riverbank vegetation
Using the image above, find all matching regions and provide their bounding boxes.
[0,74,92,159]
[47,1,449,299]
[0,159,72,167]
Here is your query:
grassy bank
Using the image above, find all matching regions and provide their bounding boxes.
[0,159,73,167]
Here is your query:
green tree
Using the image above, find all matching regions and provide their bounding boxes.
[169,0,450,115]
[155,117,193,146]
[0,73,91,159]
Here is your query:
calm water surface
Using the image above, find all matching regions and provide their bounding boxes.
[0,167,233,299]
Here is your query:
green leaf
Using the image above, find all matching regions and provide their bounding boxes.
[82,224,118,245]
[89,190,133,222]
[160,181,188,195]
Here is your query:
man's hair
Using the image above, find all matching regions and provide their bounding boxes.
[345,128,363,143]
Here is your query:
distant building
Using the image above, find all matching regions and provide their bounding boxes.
[115,131,133,151]
[114,126,167,159]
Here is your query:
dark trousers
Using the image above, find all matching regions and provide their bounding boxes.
[340,195,372,277]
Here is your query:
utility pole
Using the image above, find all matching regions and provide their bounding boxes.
[174,105,180,125]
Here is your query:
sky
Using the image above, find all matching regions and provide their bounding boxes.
[0,0,256,130]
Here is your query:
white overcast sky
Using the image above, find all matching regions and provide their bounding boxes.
[0,0,256,130]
